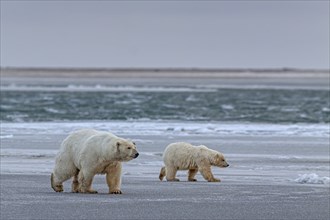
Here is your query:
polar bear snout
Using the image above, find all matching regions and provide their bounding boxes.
[220,160,229,168]
[214,154,229,168]
[129,148,139,159]
[218,161,229,168]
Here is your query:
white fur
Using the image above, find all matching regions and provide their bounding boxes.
[159,142,229,182]
[51,129,138,194]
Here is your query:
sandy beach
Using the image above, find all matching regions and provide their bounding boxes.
[1,173,329,220]
[1,68,329,90]
[1,129,329,220]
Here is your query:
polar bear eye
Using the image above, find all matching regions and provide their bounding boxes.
[127,147,132,150]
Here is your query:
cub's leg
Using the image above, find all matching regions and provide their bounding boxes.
[159,167,166,181]
[106,163,122,194]
[199,166,220,182]
[188,168,198,181]
[165,165,179,181]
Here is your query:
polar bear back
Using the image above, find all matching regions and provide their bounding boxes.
[58,129,119,169]
[163,142,213,170]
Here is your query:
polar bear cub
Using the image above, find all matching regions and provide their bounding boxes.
[159,142,229,182]
[51,129,139,194]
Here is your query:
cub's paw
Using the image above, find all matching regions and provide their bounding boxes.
[87,190,98,194]
[53,185,64,192]
[208,178,221,182]
[110,190,122,194]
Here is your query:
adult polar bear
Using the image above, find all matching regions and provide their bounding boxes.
[51,129,139,194]
[159,142,229,182]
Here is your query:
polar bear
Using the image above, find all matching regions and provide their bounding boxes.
[51,129,139,194]
[159,142,229,182]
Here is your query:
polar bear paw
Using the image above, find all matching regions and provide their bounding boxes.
[208,178,221,182]
[110,189,122,194]
[79,188,98,194]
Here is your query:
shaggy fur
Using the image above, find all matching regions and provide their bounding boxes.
[51,129,139,194]
[159,142,229,182]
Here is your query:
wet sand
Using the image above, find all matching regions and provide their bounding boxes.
[1,131,329,220]
[1,174,329,220]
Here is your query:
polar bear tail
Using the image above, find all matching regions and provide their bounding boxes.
[159,167,166,181]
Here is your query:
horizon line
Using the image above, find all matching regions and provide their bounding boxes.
[1,66,329,73]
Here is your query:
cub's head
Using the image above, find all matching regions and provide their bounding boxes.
[212,153,229,168]
[116,139,139,161]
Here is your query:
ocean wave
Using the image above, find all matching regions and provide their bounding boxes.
[0,134,14,139]
[294,173,330,184]
[1,88,329,123]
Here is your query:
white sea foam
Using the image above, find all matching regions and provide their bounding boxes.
[44,107,66,114]
[221,104,235,110]
[294,173,330,184]
[1,84,217,92]
[0,134,14,139]
[1,121,328,137]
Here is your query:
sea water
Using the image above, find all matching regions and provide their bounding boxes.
[1,84,329,123]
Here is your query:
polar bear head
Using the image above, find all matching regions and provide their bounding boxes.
[198,146,229,168]
[115,139,139,162]
[212,153,229,168]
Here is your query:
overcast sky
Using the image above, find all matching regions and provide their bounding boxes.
[1,1,329,69]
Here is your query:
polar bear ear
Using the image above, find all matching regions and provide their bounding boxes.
[116,142,121,151]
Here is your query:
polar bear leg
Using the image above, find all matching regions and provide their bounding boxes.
[51,159,77,192]
[78,170,97,193]
[106,163,122,194]
[165,166,179,181]
[71,170,80,193]
[159,167,166,181]
[51,173,64,192]
[199,166,220,182]
[188,168,198,181]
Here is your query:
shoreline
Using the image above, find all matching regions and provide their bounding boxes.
[1,67,329,78]
[1,67,329,90]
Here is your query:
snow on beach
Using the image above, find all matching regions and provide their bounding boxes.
[1,121,329,187]
[295,173,330,184]
[1,121,329,137]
